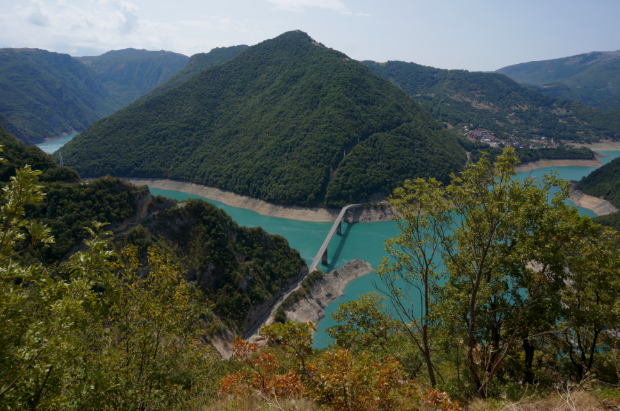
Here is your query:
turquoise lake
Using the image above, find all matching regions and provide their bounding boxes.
[35,136,620,347]
[149,151,620,348]
[36,134,78,154]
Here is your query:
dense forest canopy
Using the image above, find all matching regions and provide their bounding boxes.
[363,60,620,142]
[1,124,306,331]
[0,124,140,263]
[117,199,306,330]
[135,45,248,103]
[0,48,119,144]
[59,31,466,207]
[76,48,190,107]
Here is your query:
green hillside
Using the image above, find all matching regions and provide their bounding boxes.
[577,154,620,232]
[496,51,620,110]
[59,31,466,207]
[0,48,119,144]
[1,123,305,325]
[363,60,618,142]
[576,156,620,208]
[0,122,78,183]
[0,112,31,145]
[116,199,305,329]
[136,45,248,103]
[76,48,189,106]
[1,124,137,262]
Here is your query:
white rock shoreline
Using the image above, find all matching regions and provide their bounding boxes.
[284,259,374,324]
[568,189,618,216]
[123,178,396,223]
[514,151,608,172]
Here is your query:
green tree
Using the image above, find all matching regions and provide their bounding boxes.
[382,147,603,397]
[0,157,216,410]
[0,161,95,409]
[65,247,216,411]
[326,293,402,359]
[558,227,620,381]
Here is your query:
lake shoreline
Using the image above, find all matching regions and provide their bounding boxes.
[514,152,609,172]
[568,188,618,216]
[124,178,397,223]
[41,130,80,143]
[284,259,374,325]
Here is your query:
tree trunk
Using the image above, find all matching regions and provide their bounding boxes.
[523,337,535,383]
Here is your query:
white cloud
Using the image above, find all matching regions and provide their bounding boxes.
[27,1,51,26]
[265,0,366,16]
[179,17,245,32]
[0,0,257,57]
[180,20,215,29]
[115,1,139,34]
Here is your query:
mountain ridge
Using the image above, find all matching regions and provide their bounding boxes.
[496,50,620,110]
[363,59,619,141]
[134,45,248,103]
[0,47,119,144]
[59,31,466,207]
[75,48,190,107]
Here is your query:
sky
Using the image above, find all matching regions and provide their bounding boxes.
[1,0,619,71]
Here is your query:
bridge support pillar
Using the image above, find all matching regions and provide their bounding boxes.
[322,248,328,265]
[337,221,342,235]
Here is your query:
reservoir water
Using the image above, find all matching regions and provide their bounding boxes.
[149,151,620,347]
[36,136,620,347]
[36,134,78,154]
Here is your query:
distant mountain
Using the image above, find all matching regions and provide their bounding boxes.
[0,48,118,144]
[59,31,466,207]
[136,45,248,103]
[363,60,619,142]
[76,48,189,107]
[496,51,620,110]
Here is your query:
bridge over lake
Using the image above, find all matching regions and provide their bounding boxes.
[244,203,364,340]
[308,203,363,272]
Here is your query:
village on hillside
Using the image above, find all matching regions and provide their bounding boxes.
[462,127,566,149]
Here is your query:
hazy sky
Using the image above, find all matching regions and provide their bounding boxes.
[1,0,619,71]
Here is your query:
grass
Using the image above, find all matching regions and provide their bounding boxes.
[465,388,616,411]
[204,393,323,411]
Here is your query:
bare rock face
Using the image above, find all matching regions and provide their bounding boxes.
[285,259,373,324]
[569,189,618,216]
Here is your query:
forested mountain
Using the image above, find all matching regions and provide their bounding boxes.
[136,45,248,103]
[0,112,31,144]
[76,48,189,106]
[363,60,619,142]
[1,123,305,332]
[0,48,118,144]
[116,200,305,330]
[59,31,466,207]
[497,50,620,110]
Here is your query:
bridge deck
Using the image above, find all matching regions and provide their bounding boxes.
[244,203,363,340]
[308,203,362,272]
